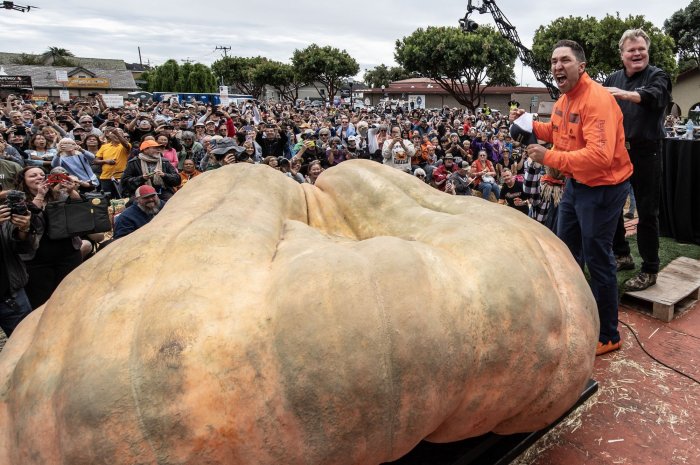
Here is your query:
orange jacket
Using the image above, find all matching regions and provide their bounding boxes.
[533,73,633,187]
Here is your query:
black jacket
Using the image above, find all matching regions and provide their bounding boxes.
[120,155,181,200]
[0,215,41,296]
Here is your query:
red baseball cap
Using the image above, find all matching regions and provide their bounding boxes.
[134,185,157,198]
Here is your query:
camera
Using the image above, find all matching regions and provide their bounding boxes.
[46,173,72,185]
[14,127,26,136]
[88,92,99,97]
[236,152,250,162]
[5,190,28,216]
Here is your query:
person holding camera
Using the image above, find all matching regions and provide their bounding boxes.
[382,126,415,171]
[204,138,245,171]
[326,137,350,167]
[51,138,100,191]
[256,123,288,158]
[16,166,82,309]
[120,139,181,201]
[0,188,39,337]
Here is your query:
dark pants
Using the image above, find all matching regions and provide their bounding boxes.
[25,250,82,310]
[558,179,629,344]
[100,179,121,199]
[612,143,661,274]
[0,289,32,337]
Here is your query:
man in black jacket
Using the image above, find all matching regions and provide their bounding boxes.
[605,29,672,291]
[120,140,181,201]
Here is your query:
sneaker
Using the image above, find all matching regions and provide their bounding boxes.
[616,255,635,272]
[596,340,621,356]
[625,272,657,291]
[623,212,635,219]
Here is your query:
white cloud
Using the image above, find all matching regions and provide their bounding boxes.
[0,0,687,85]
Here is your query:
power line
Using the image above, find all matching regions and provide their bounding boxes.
[214,46,231,58]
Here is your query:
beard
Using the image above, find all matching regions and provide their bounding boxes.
[138,202,160,215]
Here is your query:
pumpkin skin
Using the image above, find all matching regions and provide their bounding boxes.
[0,160,598,465]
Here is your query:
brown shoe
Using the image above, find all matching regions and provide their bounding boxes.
[616,255,634,272]
[596,340,621,356]
[625,272,657,291]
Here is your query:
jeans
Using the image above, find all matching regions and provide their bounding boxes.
[0,289,32,337]
[612,143,661,274]
[626,187,636,216]
[478,181,500,200]
[558,179,629,344]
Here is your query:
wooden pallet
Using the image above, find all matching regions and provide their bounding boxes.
[624,256,700,322]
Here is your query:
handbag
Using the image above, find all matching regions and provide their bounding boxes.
[482,175,496,184]
[45,194,112,240]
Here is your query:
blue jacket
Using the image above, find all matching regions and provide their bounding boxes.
[113,200,164,239]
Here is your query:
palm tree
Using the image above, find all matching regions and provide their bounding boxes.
[41,47,75,66]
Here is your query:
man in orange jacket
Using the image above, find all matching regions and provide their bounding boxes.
[511,40,633,357]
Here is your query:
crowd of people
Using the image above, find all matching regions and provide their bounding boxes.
[0,29,672,359]
[0,90,553,336]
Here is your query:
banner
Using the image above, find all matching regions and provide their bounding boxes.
[408,95,426,110]
[101,94,124,108]
[59,90,70,102]
[0,75,32,88]
[67,77,110,88]
[55,70,69,82]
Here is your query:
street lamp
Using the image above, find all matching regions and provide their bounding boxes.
[349,81,354,109]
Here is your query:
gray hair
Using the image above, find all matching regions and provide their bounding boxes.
[619,29,650,52]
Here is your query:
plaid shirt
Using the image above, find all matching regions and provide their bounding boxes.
[523,159,549,224]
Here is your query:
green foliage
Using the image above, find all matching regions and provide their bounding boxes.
[189,63,217,93]
[363,64,416,88]
[147,59,180,92]
[395,26,517,111]
[252,61,305,102]
[15,53,42,65]
[533,14,677,82]
[144,60,215,93]
[211,56,269,99]
[292,44,359,102]
[41,47,75,67]
[665,0,700,69]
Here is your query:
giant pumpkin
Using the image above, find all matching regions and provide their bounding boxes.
[0,160,598,465]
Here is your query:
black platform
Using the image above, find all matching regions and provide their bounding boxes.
[385,379,598,465]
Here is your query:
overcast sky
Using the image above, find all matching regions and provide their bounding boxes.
[0,0,688,88]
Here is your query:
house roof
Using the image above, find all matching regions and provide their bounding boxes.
[363,77,550,95]
[676,66,699,82]
[0,64,138,90]
[0,52,128,70]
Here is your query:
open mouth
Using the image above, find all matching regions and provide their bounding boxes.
[555,74,567,85]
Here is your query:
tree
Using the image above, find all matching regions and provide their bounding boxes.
[147,59,180,92]
[665,0,700,70]
[395,26,517,111]
[41,47,75,67]
[252,61,305,103]
[363,64,416,88]
[533,14,677,82]
[211,56,269,99]
[292,44,359,102]
[188,63,217,93]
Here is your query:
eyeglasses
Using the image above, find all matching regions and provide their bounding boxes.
[416,174,426,178]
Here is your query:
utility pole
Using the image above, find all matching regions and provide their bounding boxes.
[138,46,143,67]
[215,46,231,58]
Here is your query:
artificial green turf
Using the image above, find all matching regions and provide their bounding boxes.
[616,235,700,297]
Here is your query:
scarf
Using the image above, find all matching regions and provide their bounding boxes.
[138,153,164,187]
[540,175,565,207]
